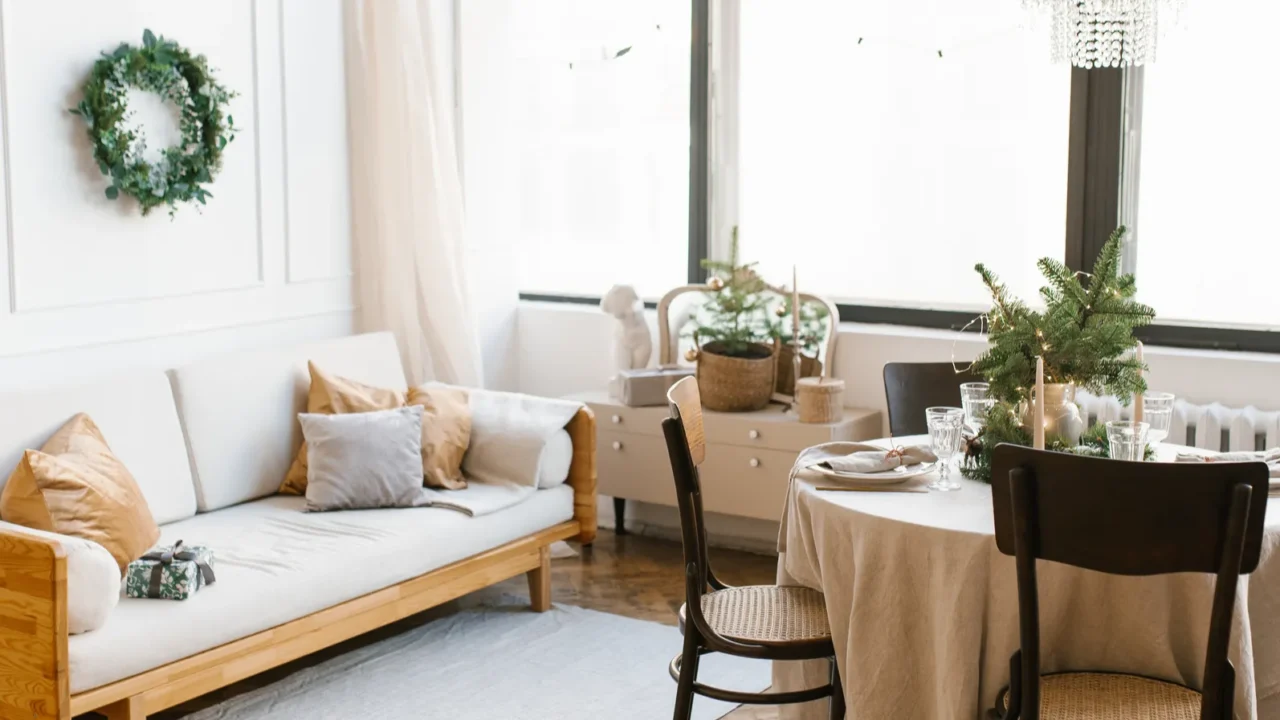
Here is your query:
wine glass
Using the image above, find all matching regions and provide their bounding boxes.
[926,407,965,491]
[1142,392,1175,447]
[960,382,994,433]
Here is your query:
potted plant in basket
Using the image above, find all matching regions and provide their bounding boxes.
[686,231,776,412]
[766,296,830,395]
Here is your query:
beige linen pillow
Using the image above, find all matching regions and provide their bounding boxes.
[0,413,160,574]
[407,385,471,490]
[279,362,407,495]
[299,406,426,511]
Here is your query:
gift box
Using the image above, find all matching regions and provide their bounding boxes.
[609,366,696,407]
[125,540,216,600]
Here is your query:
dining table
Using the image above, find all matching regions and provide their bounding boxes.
[773,435,1280,720]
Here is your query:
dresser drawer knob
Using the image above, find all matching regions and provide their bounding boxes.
[612,440,623,451]
[748,429,760,440]
[749,457,760,468]
[611,414,622,424]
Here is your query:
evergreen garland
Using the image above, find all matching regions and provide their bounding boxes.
[962,227,1156,482]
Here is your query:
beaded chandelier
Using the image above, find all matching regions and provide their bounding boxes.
[1024,0,1184,68]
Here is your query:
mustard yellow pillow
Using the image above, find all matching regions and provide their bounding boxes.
[0,413,160,575]
[408,385,471,490]
[279,362,407,495]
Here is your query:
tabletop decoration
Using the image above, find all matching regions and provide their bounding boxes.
[962,227,1156,482]
[69,29,236,217]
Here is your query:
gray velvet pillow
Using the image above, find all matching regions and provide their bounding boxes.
[298,406,426,511]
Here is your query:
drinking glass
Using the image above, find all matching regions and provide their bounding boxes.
[1106,421,1149,462]
[926,407,965,491]
[959,382,994,433]
[1142,392,1175,447]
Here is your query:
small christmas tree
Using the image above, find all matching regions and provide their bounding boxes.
[962,227,1156,482]
[689,228,771,357]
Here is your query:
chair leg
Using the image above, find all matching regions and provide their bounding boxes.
[829,657,845,720]
[673,628,702,720]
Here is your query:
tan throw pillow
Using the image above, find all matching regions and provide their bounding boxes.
[408,385,472,490]
[278,362,407,495]
[0,414,160,575]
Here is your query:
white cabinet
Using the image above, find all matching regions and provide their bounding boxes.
[568,391,882,527]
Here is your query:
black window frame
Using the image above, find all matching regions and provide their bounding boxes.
[517,3,1280,353]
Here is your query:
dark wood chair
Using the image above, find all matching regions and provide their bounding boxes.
[988,443,1270,720]
[882,362,981,436]
[662,377,844,720]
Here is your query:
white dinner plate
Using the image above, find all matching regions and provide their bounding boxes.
[813,462,937,485]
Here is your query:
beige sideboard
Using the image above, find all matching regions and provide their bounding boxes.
[567,390,882,529]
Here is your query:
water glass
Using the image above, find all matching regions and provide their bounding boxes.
[1142,392,1174,446]
[1106,421,1149,462]
[926,407,965,491]
[959,382,994,432]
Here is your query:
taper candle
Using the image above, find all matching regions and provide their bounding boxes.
[1034,356,1045,450]
[791,266,800,340]
[1134,341,1144,424]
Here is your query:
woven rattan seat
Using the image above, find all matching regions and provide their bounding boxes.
[997,672,1201,720]
[692,585,831,646]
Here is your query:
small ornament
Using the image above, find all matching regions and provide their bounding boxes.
[706,276,724,291]
[684,347,699,362]
[774,304,788,317]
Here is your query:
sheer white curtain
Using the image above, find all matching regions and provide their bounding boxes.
[344,0,483,387]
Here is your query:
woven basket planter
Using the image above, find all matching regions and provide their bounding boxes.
[696,341,776,412]
[775,344,823,395]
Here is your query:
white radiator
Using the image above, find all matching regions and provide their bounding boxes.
[1074,390,1280,452]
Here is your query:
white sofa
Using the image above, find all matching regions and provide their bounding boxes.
[0,332,597,720]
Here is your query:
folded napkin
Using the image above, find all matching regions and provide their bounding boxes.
[1174,448,1280,479]
[813,444,938,475]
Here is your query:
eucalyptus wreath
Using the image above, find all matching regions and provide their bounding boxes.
[69,29,236,217]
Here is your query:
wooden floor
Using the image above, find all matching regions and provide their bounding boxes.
[82,530,789,720]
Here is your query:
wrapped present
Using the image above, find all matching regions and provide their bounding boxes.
[125,540,216,600]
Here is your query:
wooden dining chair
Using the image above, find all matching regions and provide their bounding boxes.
[989,443,1270,720]
[662,377,844,720]
[883,362,981,436]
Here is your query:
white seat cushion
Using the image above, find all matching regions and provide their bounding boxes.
[169,332,408,512]
[0,370,197,525]
[68,486,574,693]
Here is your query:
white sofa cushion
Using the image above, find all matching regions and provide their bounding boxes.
[169,332,408,512]
[0,371,197,525]
[68,486,575,693]
[538,429,573,489]
[0,522,120,635]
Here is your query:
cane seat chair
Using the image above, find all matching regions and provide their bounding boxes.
[988,444,1269,720]
[882,362,981,436]
[663,377,844,719]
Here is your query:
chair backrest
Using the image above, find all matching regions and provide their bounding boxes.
[882,362,980,436]
[991,443,1269,720]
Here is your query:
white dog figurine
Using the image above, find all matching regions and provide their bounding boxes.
[600,284,652,372]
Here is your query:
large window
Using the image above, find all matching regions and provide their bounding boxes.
[1132,0,1280,330]
[464,0,690,300]
[483,0,1280,350]
[737,0,1071,310]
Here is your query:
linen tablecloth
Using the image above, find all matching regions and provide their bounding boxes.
[774,440,1280,720]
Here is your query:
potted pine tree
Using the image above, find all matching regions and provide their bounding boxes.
[687,231,776,412]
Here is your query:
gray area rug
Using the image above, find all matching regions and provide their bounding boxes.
[180,597,769,719]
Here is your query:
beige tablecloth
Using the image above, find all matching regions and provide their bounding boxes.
[774,438,1280,720]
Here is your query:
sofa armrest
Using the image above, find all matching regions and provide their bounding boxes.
[565,406,598,544]
[0,522,68,720]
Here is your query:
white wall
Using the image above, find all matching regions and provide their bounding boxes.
[519,301,1280,549]
[0,0,355,389]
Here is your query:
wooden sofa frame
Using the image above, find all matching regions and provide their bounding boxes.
[0,408,597,720]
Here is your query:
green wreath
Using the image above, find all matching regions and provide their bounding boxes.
[69,29,236,217]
